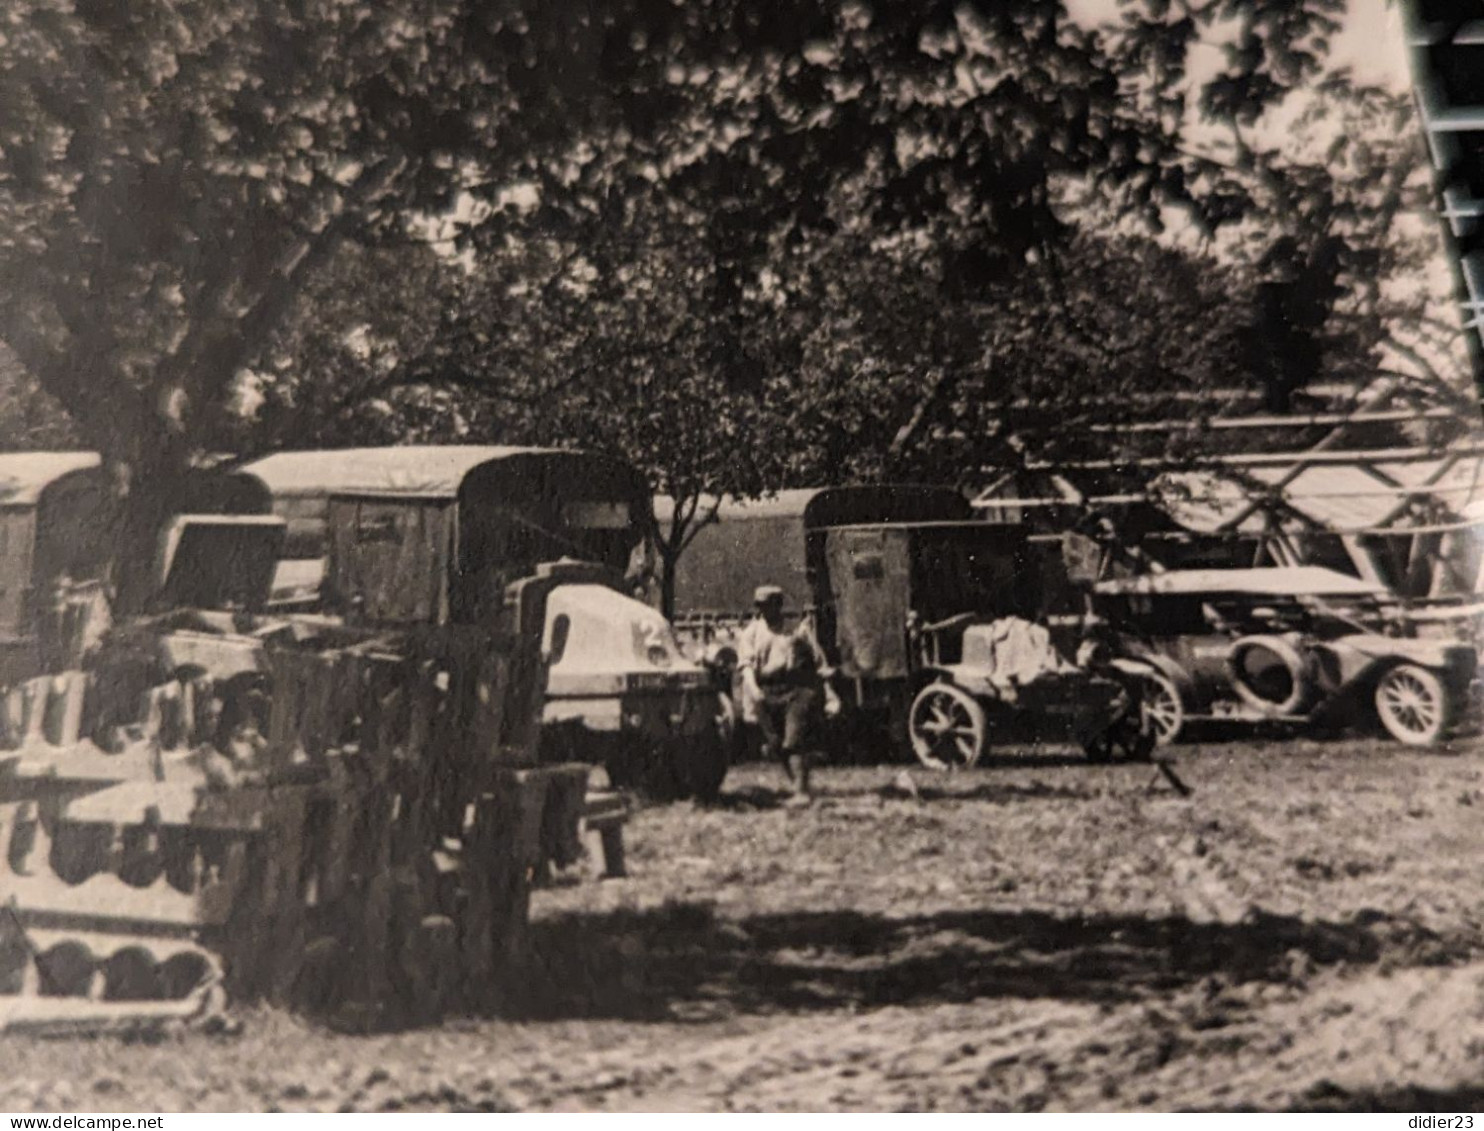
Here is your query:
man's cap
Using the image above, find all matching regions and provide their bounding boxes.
[753,585,785,606]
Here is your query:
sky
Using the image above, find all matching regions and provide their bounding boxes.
[1332,1,1411,88]
[1065,0,1413,89]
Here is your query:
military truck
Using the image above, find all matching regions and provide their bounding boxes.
[237,447,734,800]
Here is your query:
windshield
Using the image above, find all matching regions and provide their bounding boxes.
[910,527,1037,624]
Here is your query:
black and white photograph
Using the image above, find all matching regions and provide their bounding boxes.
[0,0,1482,1114]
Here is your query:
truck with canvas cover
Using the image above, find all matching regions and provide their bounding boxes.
[0,453,113,685]
[0,453,281,686]
[240,447,734,800]
[798,488,1156,768]
[657,485,978,635]
[657,486,986,746]
[1,494,587,1033]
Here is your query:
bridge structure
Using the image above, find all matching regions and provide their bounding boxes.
[1403,0,1484,389]
[970,7,1484,624]
[971,378,1484,618]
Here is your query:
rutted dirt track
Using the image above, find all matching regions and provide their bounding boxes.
[4,737,1484,1112]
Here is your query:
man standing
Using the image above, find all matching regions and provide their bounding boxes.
[736,585,833,803]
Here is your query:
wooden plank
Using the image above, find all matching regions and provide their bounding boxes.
[265,649,345,771]
[20,679,48,745]
[5,872,223,929]
[0,991,220,1035]
[539,769,588,872]
[64,780,201,826]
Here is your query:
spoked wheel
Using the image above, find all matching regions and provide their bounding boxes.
[1140,671,1185,747]
[909,682,987,771]
[1082,683,1156,764]
[1374,663,1450,746]
[1083,718,1154,764]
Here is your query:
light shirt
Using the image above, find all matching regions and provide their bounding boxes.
[736,616,827,681]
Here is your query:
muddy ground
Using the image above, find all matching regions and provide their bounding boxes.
[3,736,1484,1112]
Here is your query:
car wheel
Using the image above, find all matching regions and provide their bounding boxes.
[683,695,734,805]
[1083,686,1155,764]
[1374,663,1450,746]
[909,682,987,771]
[635,748,684,802]
[1082,732,1116,764]
[1140,671,1185,746]
[1227,635,1315,716]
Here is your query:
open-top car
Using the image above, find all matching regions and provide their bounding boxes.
[1093,566,1480,747]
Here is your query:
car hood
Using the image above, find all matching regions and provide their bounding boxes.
[1333,633,1475,670]
[545,583,704,678]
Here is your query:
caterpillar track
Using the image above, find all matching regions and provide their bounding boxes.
[0,668,242,1034]
[0,600,597,1034]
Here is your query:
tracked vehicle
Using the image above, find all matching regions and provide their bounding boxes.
[0,495,591,1033]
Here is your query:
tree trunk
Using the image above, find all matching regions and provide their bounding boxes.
[659,545,679,623]
[99,434,197,617]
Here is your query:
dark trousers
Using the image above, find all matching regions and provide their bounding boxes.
[755,684,821,763]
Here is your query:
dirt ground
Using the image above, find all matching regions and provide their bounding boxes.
[4,735,1484,1113]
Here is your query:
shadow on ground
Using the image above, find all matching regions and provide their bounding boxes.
[512,901,1452,1023]
[1288,1082,1484,1112]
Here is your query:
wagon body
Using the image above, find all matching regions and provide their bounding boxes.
[1,500,587,1032]
[796,497,1149,766]
[242,446,652,608]
[660,485,977,639]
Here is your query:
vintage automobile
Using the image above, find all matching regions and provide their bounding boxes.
[531,563,733,801]
[233,447,734,800]
[1092,566,1481,747]
[798,487,1156,768]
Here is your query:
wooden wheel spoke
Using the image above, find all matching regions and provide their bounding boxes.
[910,683,986,770]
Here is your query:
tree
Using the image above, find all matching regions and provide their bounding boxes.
[0,343,78,451]
[0,0,517,603]
[0,0,1391,606]
[758,226,1264,485]
[400,191,790,618]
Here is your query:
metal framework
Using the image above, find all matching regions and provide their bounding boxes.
[1404,0,1484,389]
[965,10,1484,622]
[972,377,1484,609]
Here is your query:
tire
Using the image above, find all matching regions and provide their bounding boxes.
[1140,670,1185,746]
[683,694,734,804]
[1082,732,1116,764]
[1082,681,1156,764]
[1227,635,1315,717]
[601,742,640,791]
[908,682,987,771]
[1083,723,1156,764]
[1374,663,1451,747]
[635,749,684,802]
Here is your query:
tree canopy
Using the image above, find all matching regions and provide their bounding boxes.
[0,0,1463,605]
